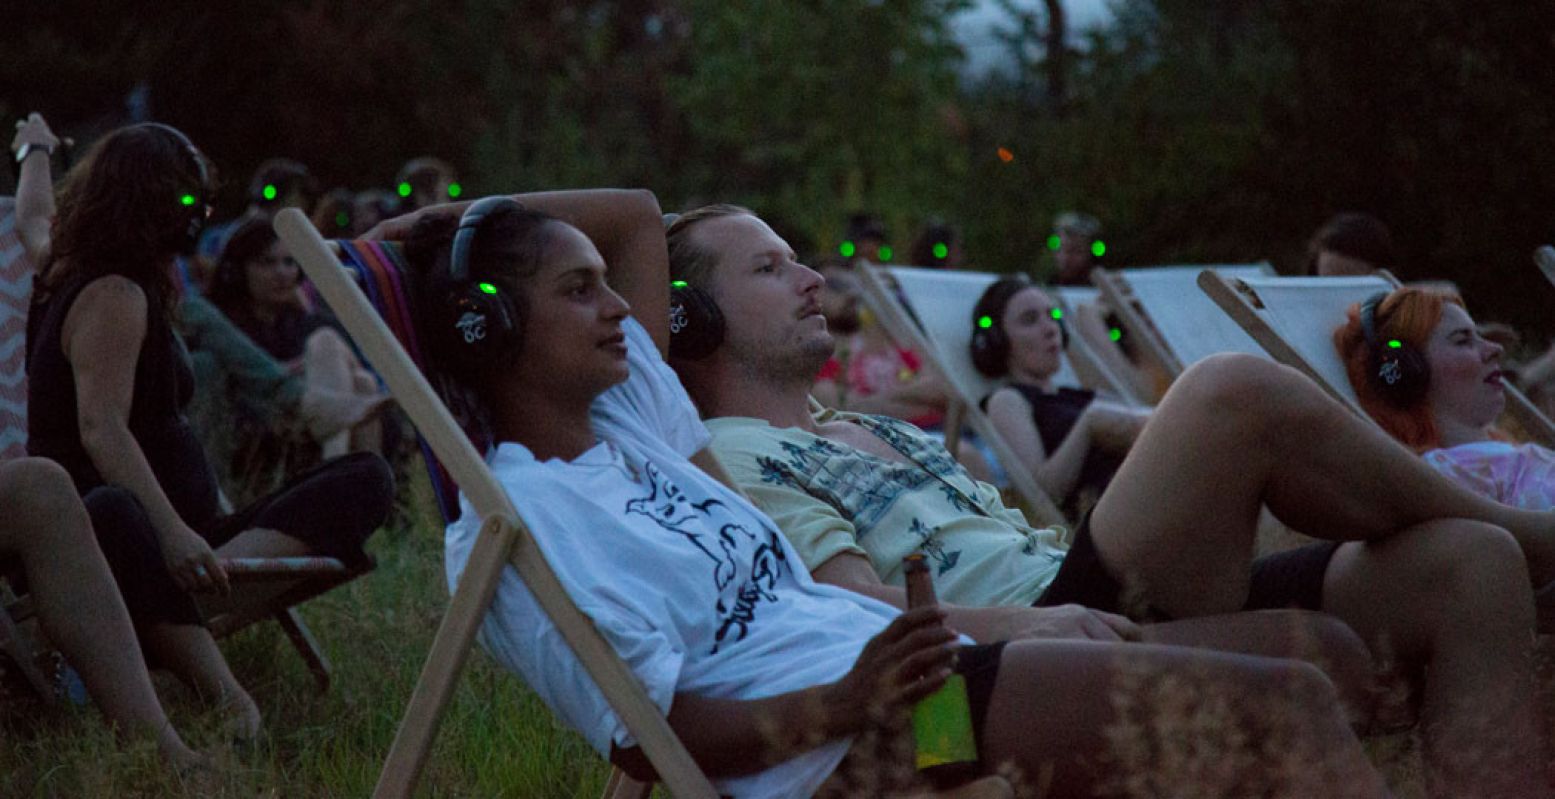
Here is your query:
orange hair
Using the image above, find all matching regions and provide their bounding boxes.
[1333,287,1463,451]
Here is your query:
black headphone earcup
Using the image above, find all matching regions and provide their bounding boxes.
[1370,346,1431,406]
[1057,316,1070,350]
[669,284,726,361]
[435,286,522,376]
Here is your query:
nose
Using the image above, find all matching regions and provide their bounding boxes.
[1482,337,1504,361]
[601,284,630,321]
[795,262,824,296]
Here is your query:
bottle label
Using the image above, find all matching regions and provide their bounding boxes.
[912,672,978,768]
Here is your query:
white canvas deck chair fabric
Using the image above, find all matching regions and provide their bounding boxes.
[1093,263,1274,378]
[851,264,1067,528]
[1536,246,1555,290]
[273,210,718,799]
[1199,270,1555,447]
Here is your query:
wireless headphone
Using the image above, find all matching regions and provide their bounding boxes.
[1359,292,1430,406]
[132,123,210,255]
[969,290,1068,378]
[668,280,726,361]
[433,196,524,376]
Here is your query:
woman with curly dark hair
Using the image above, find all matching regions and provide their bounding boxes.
[25,121,395,739]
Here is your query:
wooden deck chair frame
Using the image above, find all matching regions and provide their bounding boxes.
[1199,269,1555,447]
[274,210,717,799]
[1050,286,1149,406]
[850,263,1067,529]
[1091,264,1274,379]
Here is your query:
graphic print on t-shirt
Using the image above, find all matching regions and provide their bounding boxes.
[623,460,790,654]
[626,460,752,590]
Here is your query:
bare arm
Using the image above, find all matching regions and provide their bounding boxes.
[366,189,670,353]
[841,368,950,419]
[665,606,954,777]
[11,112,59,265]
[812,552,1137,643]
[64,277,227,594]
[985,386,1093,502]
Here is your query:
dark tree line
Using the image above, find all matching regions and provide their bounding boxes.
[6,1,1554,334]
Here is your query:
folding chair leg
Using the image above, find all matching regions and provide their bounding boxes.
[275,607,332,693]
[601,768,653,799]
[0,607,54,702]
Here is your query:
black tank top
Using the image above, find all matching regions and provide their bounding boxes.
[27,273,223,529]
[986,383,1124,512]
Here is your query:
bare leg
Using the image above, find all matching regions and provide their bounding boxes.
[0,459,201,768]
[1088,355,1549,797]
[215,528,311,559]
[1140,609,1376,731]
[1089,353,1554,613]
[303,328,385,459]
[1324,521,1546,798]
[139,622,261,741]
[981,640,1391,798]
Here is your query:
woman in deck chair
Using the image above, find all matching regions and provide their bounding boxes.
[971,278,1149,515]
[1336,286,1555,510]
[24,122,395,739]
[394,189,1399,799]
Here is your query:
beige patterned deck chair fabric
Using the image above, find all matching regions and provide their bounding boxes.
[1094,264,1274,377]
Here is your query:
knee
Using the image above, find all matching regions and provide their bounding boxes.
[0,458,85,522]
[306,327,351,359]
[1171,354,1324,428]
[1433,521,1530,596]
[338,453,396,524]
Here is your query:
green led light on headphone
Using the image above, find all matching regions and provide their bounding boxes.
[397,182,412,198]
[1109,327,1123,342]
[180,194,197,207]
[932,242,948,259]
[448,182,463,198]
[334,211,350,228]
[672,280,688,289]
[1050,308,1064,321]
[878,246,893,262]
[1387,339,1402,349]
[1047,235,1061,251]
[978,316,993,329]
[262,184,278,201]
[477,282,499,295]
[1091,240,1106,257]
[839,240,856,258]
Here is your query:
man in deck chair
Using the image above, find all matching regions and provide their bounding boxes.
[378,188,1406,798]
[665,203,1555,798]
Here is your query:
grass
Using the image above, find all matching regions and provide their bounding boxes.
[0,459,615,798]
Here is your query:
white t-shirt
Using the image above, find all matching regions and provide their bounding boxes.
[445,317,902,799]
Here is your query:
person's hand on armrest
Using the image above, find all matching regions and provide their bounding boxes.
[813,552,1139,643]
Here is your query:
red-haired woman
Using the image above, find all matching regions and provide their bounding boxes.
[1335,286,1555,510]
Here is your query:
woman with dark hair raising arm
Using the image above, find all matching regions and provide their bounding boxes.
[24,120,394,739]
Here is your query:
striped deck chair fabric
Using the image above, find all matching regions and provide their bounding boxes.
[0,199,32,460]
[334,240,480,523]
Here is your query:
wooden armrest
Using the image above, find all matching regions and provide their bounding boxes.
[219,557,351,582]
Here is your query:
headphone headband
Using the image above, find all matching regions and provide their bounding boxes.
[450,196,521,282]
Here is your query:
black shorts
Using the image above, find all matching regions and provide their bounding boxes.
[1035,512,1341,621]
[956,641,1007,759]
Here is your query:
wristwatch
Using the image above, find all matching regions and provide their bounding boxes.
[14,142,54,164]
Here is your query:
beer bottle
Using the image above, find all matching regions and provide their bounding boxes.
[903,553,979,787]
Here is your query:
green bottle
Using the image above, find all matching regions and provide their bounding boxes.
[903,553,979,787]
